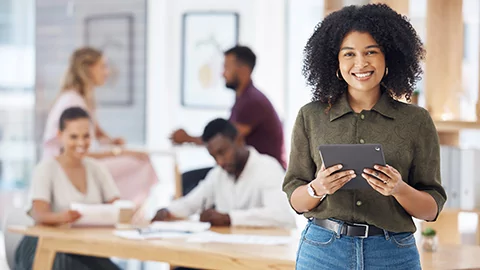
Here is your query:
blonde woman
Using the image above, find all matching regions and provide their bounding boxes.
[42,47,158,209]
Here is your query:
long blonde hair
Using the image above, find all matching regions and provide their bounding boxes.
[60,47,103,109]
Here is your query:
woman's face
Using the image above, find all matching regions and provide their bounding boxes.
[58,118,91,160]
[338,31,386,94]
[89,56,109,86]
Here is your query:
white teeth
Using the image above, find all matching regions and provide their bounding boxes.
[354,72,373,78]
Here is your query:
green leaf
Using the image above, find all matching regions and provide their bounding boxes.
[421,227,436,237]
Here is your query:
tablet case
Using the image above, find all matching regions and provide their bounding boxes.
[318,144,386,189]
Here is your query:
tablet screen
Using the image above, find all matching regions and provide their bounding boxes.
[318,144,386,189]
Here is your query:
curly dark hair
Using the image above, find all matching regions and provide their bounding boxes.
[303,4,425,104]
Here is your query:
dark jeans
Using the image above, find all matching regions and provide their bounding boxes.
[181,167,212,196]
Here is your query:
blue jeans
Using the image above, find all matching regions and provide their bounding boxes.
[296,220,421,270]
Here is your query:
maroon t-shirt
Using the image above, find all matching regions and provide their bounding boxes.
[229,82,286,169]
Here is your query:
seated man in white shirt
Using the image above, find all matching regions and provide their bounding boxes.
[152,118,296,228]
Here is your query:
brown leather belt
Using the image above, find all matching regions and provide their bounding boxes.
[313,218,384,238]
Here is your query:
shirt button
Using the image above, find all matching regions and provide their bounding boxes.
[359,139,365,144]
[360,114,365,120]
[356,200,362,206]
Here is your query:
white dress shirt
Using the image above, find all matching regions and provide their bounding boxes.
[168,148,296,228]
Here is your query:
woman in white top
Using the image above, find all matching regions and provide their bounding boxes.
[15,107,121,270]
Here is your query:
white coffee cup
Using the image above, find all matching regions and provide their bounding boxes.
[114,200,135,224]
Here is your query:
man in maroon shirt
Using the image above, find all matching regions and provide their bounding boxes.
[171,46,286,194]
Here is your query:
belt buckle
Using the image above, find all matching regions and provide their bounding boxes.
[353,223,369,238]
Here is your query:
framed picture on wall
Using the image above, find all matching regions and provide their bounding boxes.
[181,12,239,109]
[84,13,134,106]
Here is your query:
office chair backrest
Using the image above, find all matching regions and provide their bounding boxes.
[2,208,33,269]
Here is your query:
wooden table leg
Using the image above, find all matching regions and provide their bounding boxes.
[33,237,56,270]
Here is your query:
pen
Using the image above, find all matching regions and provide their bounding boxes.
[136,228,191,235]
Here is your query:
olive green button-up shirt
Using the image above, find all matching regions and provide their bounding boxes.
[283,92,447,233]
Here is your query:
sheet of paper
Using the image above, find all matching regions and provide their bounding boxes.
[187,231,293,245]
[70,203,119,227]
[146,221,211,233]
[114,230,190,240]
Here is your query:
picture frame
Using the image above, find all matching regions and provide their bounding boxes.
[84,13,134,106]
[181,12,240,109]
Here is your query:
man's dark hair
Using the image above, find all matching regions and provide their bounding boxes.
[303,4,425,105]
[201,118,238,143]
[224,45,256,71]
[59,107,90,131]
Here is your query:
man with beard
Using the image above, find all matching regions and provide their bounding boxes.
[155,118,295,229]
[171,46,286,195]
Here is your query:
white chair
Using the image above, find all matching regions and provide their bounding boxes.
[2,208,33,269]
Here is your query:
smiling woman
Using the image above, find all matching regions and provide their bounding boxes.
[58,107,91,159]
[14,107,121,270]
[338,32,386,91]
[283,3,446,270]
[302,4,424,106]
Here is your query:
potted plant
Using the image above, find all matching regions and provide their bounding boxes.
[421,227,438,252]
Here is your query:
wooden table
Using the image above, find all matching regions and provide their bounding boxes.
[9,225,480,270]
[9,226,298,270]
[420,244,480,270]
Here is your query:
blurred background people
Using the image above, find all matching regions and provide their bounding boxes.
[171,46,286,196]
[154,118,295,228]
[42,47,159,209]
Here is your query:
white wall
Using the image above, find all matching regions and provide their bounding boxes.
[284,0,324,159]
[147,0,286,149]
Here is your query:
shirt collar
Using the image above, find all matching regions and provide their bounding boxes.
[371,91,397,119]
[239,146,258,175]
[226,147,258,181]
[329,91,397,121]
[329,92,353,122]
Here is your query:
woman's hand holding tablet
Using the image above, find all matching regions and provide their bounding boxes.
[318,144,386,190]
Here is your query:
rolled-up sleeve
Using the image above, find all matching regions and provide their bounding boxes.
[283,107,316,212]
[409,109,447,221]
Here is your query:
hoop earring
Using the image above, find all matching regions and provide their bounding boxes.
[385,67,389,76]
[336,69,343,81]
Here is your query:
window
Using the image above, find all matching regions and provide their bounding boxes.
[0,0,35,189]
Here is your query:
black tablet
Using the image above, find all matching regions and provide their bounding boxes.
[318,144,386,189]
